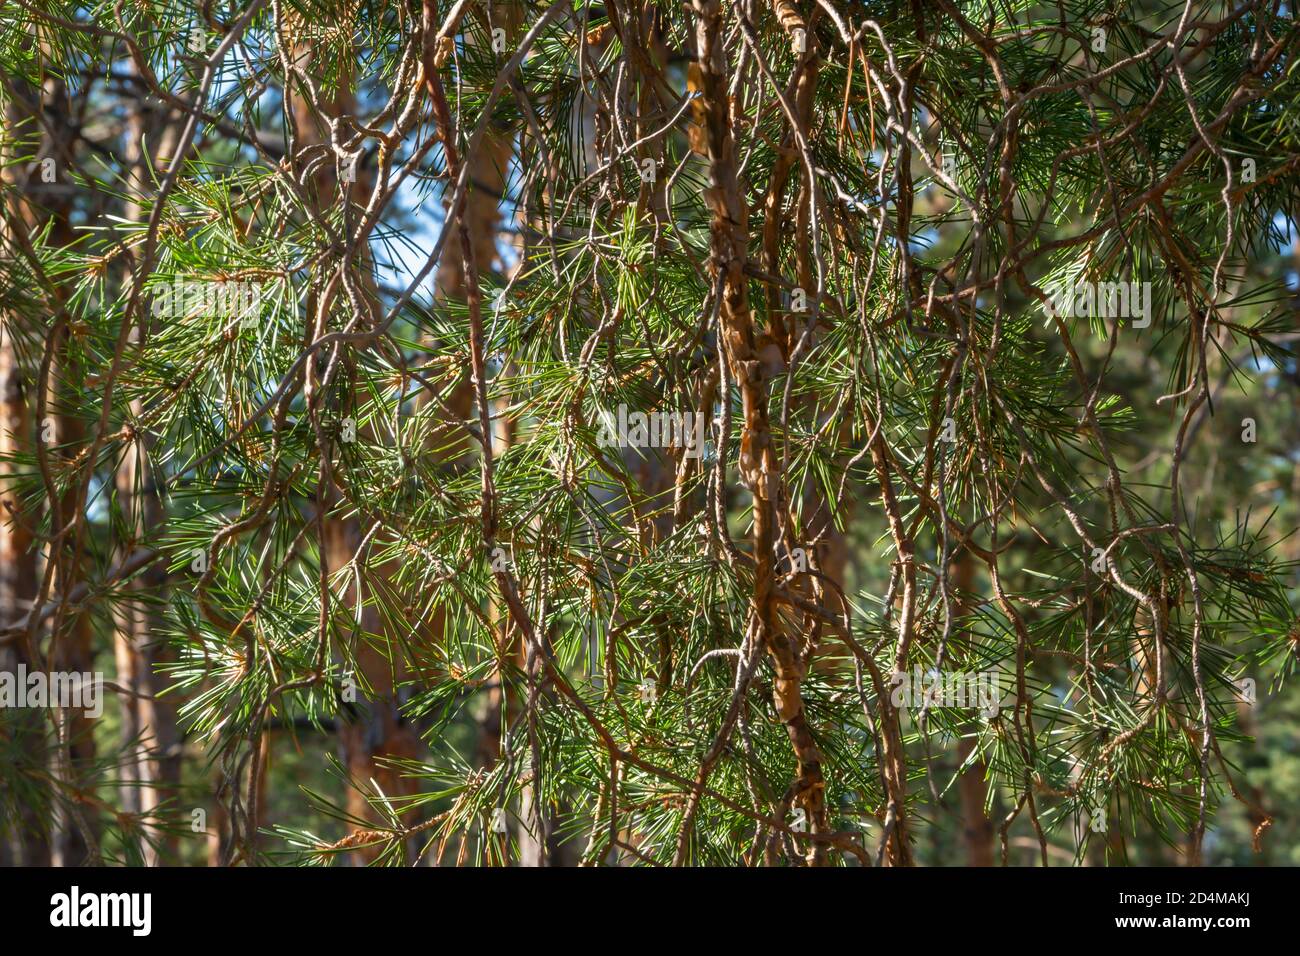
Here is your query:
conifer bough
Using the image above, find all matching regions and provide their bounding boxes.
[0,0,1295,868]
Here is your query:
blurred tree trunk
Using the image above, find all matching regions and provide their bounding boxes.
[0,84,48,867]
[950,551,994,866]
[41,75,97,868]
[444,0,548,866]
[112,83,183,865]
[0,64,99,865]
[285,14,421,862]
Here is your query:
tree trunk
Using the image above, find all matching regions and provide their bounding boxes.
[112,84,183,865]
